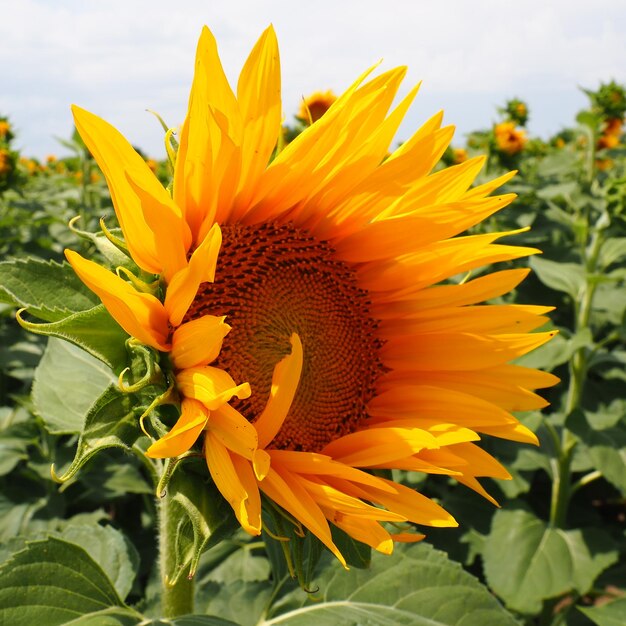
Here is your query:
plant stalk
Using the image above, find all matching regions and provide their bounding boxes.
[158,491,194,618]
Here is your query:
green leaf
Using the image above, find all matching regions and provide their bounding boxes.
[52,385,141,483]
[262,542,518,625]
[0,537,129,626]
[19,305,129,372]
[566,409,626,494]
[171,616,241,625]
[57,607,142,626]
[530,256,585,299]
[33,338,116,434]
[579,598,626,626]
[57,525,139,601]
[0,258,97,321]
[598,237,626,269]
[483,509,618,614]
[204,547,270,585]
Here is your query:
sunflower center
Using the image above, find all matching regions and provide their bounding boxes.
[185,221,384,452]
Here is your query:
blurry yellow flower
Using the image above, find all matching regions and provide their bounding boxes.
[604,117,623,137]
[297,89,337,124]
[46,155,57,164]
[555,138,565,149]
[67,25,557,564]
[90,171,101,184]
[146,158,158,173]
[516,103,527,117]
[494,121,527,155]
[56,162,67,174]
[452,147,468,164]
[596,157,614,171]
[0,149,11,175]
[597,133,620,150]
[0,121,10,138]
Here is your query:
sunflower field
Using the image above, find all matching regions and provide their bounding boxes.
[0,28,625,626]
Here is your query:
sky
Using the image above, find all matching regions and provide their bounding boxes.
[2,0,625,160]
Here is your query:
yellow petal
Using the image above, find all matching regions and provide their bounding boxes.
[204,432,261,535]
[125,173,191,282]
[171,316,230,370]
[146,398,208,458]
[260,466,346,567]
[72,105,186,274]
[255,334,303,448]
[208,403,259,459]
[177,365,251,410]
[65,249,170,350]
[164,223,222,327]
[332,514,394,555]
[233,25,282,215]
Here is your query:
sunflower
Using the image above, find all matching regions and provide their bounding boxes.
[297,89,337,124]
[494,121,527,155]
[65,25,557,566]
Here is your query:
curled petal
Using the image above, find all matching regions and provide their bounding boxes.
[147,398,208,458]
[65,249,170,351]
[171,315,231,370]
[177,365,251,410]
[255,333,303,448]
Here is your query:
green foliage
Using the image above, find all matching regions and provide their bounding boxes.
[2,84,626,625]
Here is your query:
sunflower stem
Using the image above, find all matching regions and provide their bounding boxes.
[158,489,194,618]
[549,210,605,528]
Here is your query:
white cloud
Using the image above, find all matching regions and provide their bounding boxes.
[2,0,625,157]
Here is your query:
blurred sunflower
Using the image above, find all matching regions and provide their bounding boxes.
[494,121,527,155]
[297,89,337,123]
[66,25,557,566]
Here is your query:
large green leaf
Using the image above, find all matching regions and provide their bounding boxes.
[579,598,626,626]
[33,338,116,434]
[530,256,585,299]
[0,257,97,321]
[19,305,129,372]
[0,537,131,626]
[261,542,518,625]
[57,525,139,601]
[483,509,618,614]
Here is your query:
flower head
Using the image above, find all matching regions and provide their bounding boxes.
[66,25,557,565]
[297,89,337,124]
[494,121,527,155]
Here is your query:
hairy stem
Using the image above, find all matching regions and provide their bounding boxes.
[158,491,194,618]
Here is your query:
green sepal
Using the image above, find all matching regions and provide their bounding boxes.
[163,462,240,585]
[17,305,129,373]
[51,385,141,484]
[69,216,134,269]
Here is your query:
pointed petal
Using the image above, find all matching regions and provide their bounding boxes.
[125,173,191,282]
[233,25,281,215]
[204,432,261,535]
[164,223,222,327]
[171,315,230,370]
[65,250,170,350]
[72,105,184,274]
[260,466,346,567]
[147,398,208,458]
[174,27,240,240]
